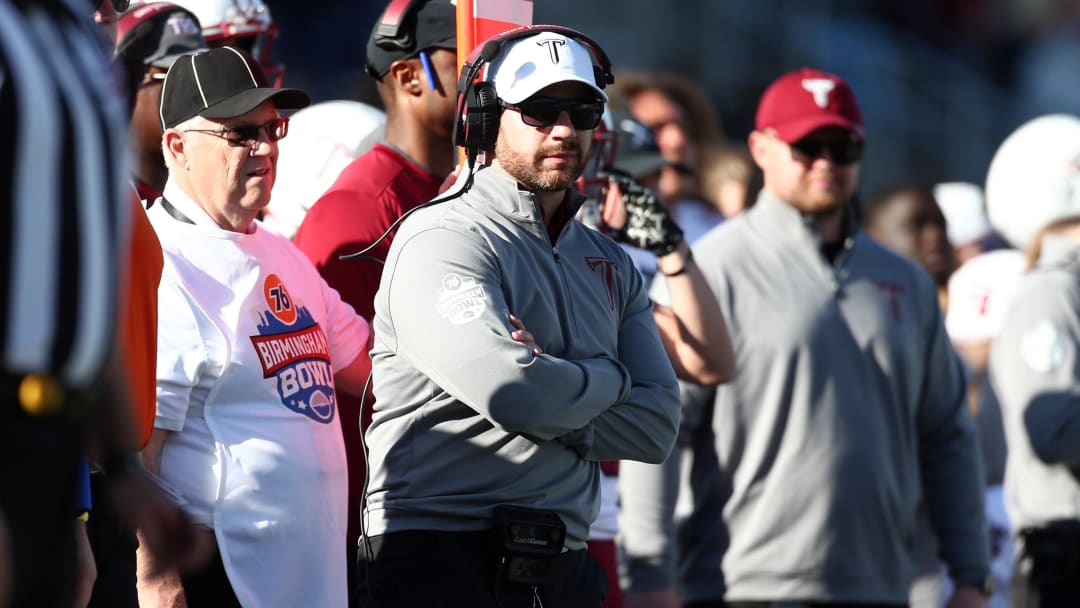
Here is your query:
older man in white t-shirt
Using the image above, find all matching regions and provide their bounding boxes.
[137,46,372,608]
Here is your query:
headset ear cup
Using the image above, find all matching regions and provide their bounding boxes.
[472,82,501,152]
[457,81,500,153]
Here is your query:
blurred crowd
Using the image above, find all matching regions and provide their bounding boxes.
[3,0,1080,607]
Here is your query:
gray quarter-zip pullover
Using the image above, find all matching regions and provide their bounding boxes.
[620,191,989,603]
[364,165,680,550]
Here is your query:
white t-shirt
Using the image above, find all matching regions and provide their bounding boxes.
[150,181,369,608]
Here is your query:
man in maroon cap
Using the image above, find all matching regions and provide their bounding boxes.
[619,68,992,608]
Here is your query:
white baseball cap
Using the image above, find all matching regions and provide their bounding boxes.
[945,249,1026,343]
[985,114,1080,250]
[934,182,992,247]
[489,32,607,104]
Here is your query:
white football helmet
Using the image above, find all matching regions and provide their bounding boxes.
[264,101,387,239]
[986,114,1080,250]
[167,0,283,85]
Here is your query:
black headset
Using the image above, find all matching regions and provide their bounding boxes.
[452,24,614,159]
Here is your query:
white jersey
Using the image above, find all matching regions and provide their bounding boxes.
[150,181,369,608]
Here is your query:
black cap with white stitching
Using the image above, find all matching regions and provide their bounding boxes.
[159,46,309,129]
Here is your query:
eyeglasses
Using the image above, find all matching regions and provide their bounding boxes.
[183,117,290,149]
[789,134,864,166]
[501,97,605,131]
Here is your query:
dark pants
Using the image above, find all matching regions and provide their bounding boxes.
[348,540,360,608]
[356,530,608,608]
[180,543,242,608]
[0,404,81,607]
[86,470,138,608]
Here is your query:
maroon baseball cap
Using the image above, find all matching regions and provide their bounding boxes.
[755,68,863,143]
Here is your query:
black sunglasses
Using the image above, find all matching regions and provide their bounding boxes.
[789,134,864,166]
[501,97,605,131]
[183,117,290,148]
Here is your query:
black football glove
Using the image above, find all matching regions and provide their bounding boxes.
[599,168,684,257]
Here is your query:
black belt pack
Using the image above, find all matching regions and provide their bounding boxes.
[493,505,566,586]
[1020,519,1080,583]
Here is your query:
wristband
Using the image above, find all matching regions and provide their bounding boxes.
[660,249,693,277]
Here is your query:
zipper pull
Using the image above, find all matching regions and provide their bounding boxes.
[552,247,560,262]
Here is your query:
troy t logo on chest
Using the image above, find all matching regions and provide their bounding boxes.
[585,256,617,311]
[871,280,905,323]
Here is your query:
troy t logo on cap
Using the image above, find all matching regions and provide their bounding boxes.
[537,38,567,63]
[754,67,864,144]
[489,32,608,104]
[801,78,836,109]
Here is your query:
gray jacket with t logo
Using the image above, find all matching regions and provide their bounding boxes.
[364,165,680,550]
[620,191,989,603]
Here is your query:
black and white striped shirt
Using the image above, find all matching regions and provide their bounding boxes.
[0,0,129,389]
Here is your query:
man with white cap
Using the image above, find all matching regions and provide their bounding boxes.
[360,26,679,607]
[984,114,1080,607]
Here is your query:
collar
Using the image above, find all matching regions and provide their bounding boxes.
[468,165,586,233]
[538,192,574,242]
[749,189,857,251]
[161,179,257,234]
[380,141,440,178]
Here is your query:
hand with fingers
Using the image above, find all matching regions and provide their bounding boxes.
[508,314,543,356]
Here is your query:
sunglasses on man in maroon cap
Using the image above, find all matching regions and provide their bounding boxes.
[789,131,864,166]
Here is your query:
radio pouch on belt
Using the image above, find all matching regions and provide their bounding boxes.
[493,505,566,586]
[1019,520,1080,584]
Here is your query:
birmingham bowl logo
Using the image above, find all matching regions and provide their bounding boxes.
[251,274,337,424]
[436,273,487,325]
